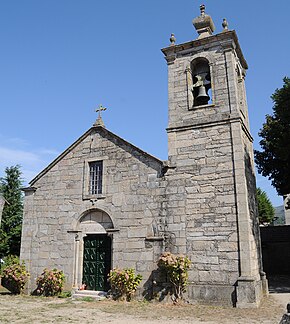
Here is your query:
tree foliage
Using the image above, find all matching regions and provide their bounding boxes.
[255,77,290,200]
[256,187,275,224]
[0,165,23,257]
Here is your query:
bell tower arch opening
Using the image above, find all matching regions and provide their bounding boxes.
[191,58,212,106]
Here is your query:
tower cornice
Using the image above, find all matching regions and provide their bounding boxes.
[161,30,248,70]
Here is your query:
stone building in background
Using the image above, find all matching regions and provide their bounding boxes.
[0,194,6,226]
[20,6,267,307]
[284,195,290,224]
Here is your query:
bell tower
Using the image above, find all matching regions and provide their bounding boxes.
[162,5,267,307]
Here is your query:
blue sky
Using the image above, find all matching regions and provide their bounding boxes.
[0,1,289,206]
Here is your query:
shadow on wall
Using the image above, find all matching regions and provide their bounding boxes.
[142,269,172,302]
[244,148,264,274]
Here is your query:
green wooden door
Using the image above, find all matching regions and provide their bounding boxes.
[83,234,111,291]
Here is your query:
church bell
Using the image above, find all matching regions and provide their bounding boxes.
[196,85,210,105]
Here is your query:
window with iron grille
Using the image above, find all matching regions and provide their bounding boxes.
[89,161,103,195]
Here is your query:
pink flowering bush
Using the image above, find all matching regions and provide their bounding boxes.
[158,252,191,303]
[108,268,142,301]
[1,259,30,294]
[35,268,65,297]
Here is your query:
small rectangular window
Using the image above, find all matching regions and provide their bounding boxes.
[89,161,103,195]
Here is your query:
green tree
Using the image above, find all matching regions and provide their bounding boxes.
[254,77,290,204]
[0,165,23,257]
[256,187,275,224]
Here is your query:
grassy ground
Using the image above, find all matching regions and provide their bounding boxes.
[0,286,285,324]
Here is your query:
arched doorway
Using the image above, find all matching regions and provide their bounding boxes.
[77,209,114,291]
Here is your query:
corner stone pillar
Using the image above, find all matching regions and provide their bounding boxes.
[230,121,264,307]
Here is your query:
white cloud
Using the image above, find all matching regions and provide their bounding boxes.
[0,147,41,166]
[0,134,29,147]
[38,148,60,156]
[0,146,58,185]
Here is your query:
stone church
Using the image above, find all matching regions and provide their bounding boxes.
[20,6,267,307]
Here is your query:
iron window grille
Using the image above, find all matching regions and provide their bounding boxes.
[89,161,103,195]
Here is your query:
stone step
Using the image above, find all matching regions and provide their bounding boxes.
[72,289,107,301]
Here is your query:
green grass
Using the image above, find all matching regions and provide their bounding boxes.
[79,296,95,302]
[58,291,72,298]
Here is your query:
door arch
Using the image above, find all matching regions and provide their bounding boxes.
[74,209,114,291]
[78,209,114,233]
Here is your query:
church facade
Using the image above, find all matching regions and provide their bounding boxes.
[20,6,267,307]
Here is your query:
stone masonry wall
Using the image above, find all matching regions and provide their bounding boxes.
[20,127,165,291]
[167,123,239,283]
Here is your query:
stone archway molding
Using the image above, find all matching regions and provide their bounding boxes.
[77,208,114,235]
[72,208,115,289]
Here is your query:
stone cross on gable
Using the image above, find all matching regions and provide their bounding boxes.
[94,104,107,127]
[96,104,107,117]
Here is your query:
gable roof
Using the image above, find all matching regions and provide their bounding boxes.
[29,125,165,186]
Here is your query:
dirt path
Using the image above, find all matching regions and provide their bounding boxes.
[0,293,286,324]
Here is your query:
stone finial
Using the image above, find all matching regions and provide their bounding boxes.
[200,4,205,16]
[192,4,215,39]
[222,18,229,31]
[170,33,176,46]
[93,104,107,127]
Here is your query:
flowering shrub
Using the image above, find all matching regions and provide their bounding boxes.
[1,258,30,294]
[108,268,142,301]
[0,255,20,274]
[158,252,191,303]
[35,268,65,297]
